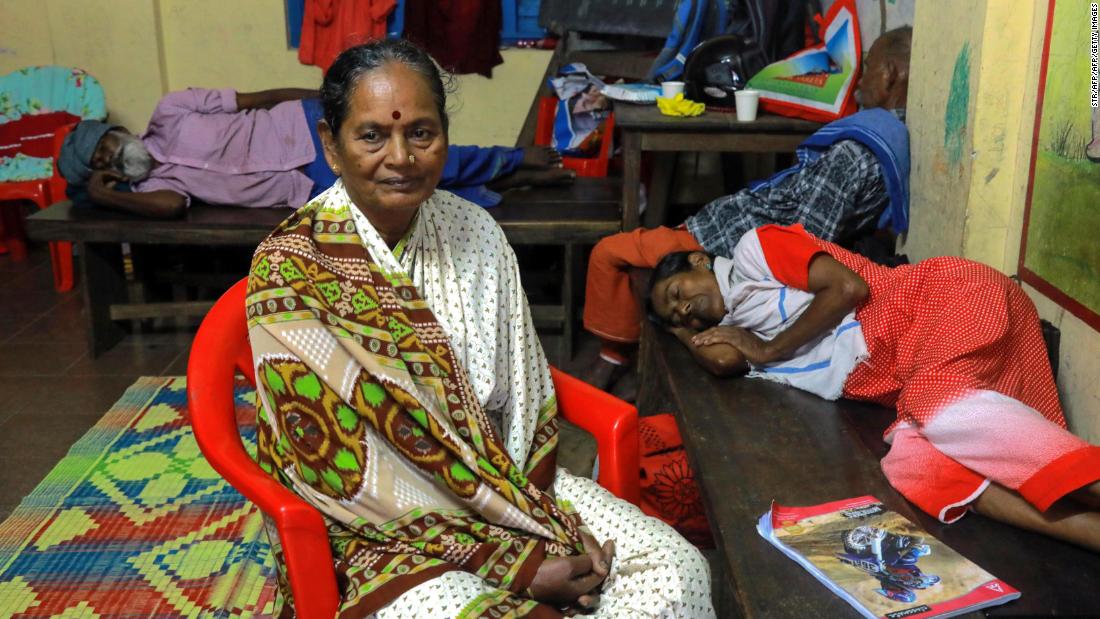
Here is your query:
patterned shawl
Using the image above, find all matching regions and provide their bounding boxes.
[247,182,586,617]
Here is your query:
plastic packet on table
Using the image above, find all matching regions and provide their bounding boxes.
[601,82,662,103]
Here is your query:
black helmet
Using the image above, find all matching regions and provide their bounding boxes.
[684,35,768,109]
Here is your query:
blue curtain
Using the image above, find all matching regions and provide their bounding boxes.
[285,0,304,48]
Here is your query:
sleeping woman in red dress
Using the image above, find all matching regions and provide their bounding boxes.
[647,223,1100,551]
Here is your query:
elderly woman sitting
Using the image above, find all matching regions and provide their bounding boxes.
[246,39,714,618]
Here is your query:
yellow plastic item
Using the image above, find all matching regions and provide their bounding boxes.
[656,93,705,117]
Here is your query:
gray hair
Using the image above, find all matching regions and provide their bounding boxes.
[320,39,453,136]
[112,131,153,181]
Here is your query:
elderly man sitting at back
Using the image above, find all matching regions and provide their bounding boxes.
[583,27,913,391]
[59,87,571,218]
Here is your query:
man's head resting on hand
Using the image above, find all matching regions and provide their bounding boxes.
[59,121,153,187]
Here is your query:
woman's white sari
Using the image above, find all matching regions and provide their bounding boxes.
[249,181,714,618]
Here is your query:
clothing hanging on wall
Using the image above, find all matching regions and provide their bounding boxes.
[402,0,503,77]
[298,0,397,72]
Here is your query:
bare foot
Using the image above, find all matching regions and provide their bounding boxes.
[521,145,563,169]
[973,482,1100,552]
[489,167,576,191]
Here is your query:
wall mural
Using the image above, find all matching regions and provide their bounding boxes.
[1020,0,1100,330]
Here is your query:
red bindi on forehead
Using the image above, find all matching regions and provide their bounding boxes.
[392,110,401,120]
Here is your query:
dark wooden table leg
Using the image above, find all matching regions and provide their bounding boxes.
[622,132,642,231]
[642,152,677,228]
[635,318,675,417]
[561,242,575,362]
[80,241,128,357]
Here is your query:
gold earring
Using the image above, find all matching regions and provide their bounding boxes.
[408,154,416,164]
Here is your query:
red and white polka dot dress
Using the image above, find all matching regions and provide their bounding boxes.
[755,224,1100,522]
[828,250,1062,429]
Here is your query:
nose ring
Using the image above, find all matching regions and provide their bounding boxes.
[408,154,416,164]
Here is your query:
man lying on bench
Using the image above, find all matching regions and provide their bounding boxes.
[57,87,573,218]
[646,223,1100,553]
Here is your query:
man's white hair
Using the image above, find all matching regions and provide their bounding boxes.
[112,131,153,181]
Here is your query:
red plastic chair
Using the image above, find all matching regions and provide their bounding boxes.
[534,96,615,177]
[0,121,77,290]
[187,278,640,619]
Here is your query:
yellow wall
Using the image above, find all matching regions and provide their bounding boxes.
[0,0,550,145]
[158,0,322,94]
[0,0,166,131]
[908,0,1100,440]
[446,49,552,147]
[905,1,982,260]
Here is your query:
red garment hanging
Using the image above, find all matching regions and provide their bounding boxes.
[403,0,503,77]
[299,0,397,72]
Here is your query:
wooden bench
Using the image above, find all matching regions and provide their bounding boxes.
[637,319,1100,618]
[26,177,620,358]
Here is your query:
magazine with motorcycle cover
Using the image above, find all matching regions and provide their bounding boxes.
[757,496,1019,619]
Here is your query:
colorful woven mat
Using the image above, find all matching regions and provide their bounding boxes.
[0,376,278,618]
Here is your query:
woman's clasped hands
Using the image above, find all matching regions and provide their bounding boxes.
[527,533,616,614]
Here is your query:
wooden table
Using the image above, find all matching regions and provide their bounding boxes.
[26,179,622,358]
[640,322,1100,618]
[614,104,820,229]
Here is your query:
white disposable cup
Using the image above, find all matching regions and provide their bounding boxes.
[734,89,760,121]
[661,81,685,98]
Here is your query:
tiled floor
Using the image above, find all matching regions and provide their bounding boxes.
[0,246,195,520]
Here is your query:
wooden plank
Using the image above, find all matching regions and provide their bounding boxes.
[638,130,809,153]
[561,243,576,360]
[109,300,215,321]
[30,178,623,248]
[642,152,676,227]
[501,222,619,245]
[613,107,818,231]
[640,132,807,154]
[28,179,623,358]
[152,270,244,288]
[614,105,821,134]
[621,132,642,230]
[495,178,623,243]
[27,202,291,245]
[655,329,903,618]
[495,177,621,210]
[635,320,674,418]
[529,304,565,324]
[650,327,1100,617]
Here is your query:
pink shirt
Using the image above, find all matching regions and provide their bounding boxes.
[134,88,315,207]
